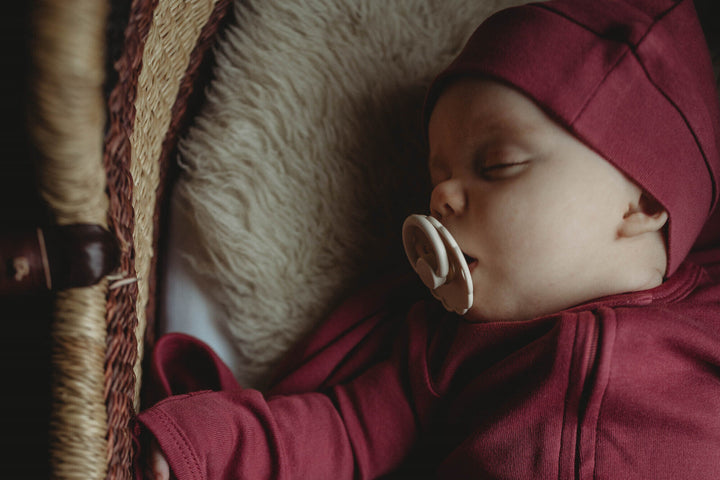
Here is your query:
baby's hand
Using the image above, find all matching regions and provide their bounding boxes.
[143,437,172,480]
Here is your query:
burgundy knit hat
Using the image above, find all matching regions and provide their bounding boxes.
[424,0,720,275]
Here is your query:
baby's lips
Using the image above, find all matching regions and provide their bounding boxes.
[402,214,474,314]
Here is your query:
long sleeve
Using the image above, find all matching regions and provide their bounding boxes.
[135,273,427,480]
[136,355,418,480]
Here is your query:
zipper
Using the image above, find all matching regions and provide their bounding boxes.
[574,314,601,480]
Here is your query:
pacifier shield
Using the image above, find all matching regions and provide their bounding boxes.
[402,215,473,314]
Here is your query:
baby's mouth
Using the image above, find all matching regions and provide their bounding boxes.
[463,251,479,271]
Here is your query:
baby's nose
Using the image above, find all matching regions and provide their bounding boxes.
[430,179,465,220]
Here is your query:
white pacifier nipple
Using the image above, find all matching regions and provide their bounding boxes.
[402,214,473,315]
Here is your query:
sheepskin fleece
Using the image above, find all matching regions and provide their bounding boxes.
[168,0,533,389]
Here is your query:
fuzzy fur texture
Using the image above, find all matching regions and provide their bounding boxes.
[168,0,527,388]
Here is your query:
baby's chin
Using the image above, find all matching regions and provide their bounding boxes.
[460,300,545,324]
[461,304,502,323]
[462,290,613,323]
[460,308,488,323]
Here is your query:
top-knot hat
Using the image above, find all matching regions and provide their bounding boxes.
[424,0,720,276]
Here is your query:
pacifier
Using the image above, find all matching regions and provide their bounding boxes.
[402,214,473,314]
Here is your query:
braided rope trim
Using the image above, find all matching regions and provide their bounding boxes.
[103,0,232,478]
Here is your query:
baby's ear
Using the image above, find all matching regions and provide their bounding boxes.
[618,193,668,238]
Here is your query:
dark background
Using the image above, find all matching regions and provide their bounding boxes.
[0,2,53,478]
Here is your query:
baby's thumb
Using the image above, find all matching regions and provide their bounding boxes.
[145,439,171,480]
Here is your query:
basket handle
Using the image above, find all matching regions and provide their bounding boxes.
[0,224,118,295]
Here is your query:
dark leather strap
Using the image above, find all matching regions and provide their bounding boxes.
[0,224,119,295]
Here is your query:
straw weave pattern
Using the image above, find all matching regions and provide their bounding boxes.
[103,0,231,477]
[141,0,233,351]
[28,0,110,478]
[103,2,157,477]
[51,284,111,480]
[29,0,230,476]
[129,0,220,410]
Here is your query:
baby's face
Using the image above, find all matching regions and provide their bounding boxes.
[427,78,645,322]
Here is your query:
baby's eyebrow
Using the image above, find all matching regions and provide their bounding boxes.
[477,119,539,140]
[427,155,449,173]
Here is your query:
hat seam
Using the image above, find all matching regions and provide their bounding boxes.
[568,47,631,126]
[633,0,684,46]
[534,1,678,126]
[627,47,717,214]
[533,1,682,47]
[630,0,717,212]
[563,0,716,217]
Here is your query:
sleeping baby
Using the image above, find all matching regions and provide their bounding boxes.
[136,0,720,478]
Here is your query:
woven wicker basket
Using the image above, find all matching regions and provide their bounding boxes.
[28,0,232,478]
[25,1,720,479]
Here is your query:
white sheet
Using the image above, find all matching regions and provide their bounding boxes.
[159,188,241,375]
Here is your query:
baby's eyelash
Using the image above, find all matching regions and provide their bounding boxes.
[481,161,528,171]
[478,160,531,179]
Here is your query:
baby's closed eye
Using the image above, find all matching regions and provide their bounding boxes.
[476,158,531,180]
[474,143,532,180]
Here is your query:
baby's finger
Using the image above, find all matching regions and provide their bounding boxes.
[144,439,171,480]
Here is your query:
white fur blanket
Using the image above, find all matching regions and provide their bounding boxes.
[163,0,528,389]
[163,0,720,389]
